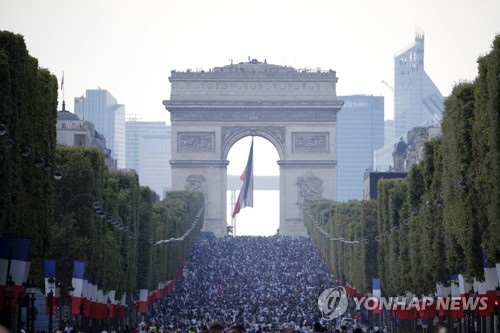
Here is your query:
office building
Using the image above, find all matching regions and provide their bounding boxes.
[74,89,126,168]
[375,32,444,171]
[393,33,444,140]
[336,95,384,201]
[126,121,172,199]
[384,120,394,145]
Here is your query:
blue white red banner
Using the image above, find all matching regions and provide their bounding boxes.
[232,139,254,218]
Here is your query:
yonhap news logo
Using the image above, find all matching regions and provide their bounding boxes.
[318,286,349,320]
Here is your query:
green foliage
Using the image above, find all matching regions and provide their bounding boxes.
[50,147,204,294]
[304,200,378,293]
[306,35,500,296]
[472,36,500,264]
[0,30,204,294]
[0,31,58,283]
[151,191,204,288]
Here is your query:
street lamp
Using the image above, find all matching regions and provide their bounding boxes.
[79,294,85,333]
[47,276,56,333]
[495,285,500,332]
[447,293,453,333]
[107,297,111,332]
[26,279,37,333]
[57,281,74,329]
[57,193,103,331]
[116,301,120,332]
[3,274,15,330]
[468,287,476,333]
[68,284,74,327]
[0,123,7,135]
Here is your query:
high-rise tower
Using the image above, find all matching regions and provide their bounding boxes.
[126,121,172,199]
[74,89,126,168]
[393,33,444,139]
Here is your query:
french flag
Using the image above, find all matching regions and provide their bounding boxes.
[88,281,97,319]
[44,259,56,296]
[80,277,89,316]
[0,235,13,308]
[138,289,148,313]
[372,278,381,299]
[10,238,30,286]
[232,139,254,218]
[0,234,12,286]
[9,238,31,307]
[71,260,85,315]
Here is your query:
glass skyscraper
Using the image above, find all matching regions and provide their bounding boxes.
[393,33,444,139]
[336,95,384,201]
[126,121,172,199]
[74,89,126,168]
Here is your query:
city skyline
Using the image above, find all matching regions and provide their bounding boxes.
[1,0,499,124]
[2,0,499,235]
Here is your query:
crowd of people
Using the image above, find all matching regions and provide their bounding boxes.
[146,236,337,333]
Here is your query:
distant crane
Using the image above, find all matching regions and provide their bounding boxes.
[381,80,394,92]
[126,114,143,122]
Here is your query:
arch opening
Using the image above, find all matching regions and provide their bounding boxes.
[226,136,280,236]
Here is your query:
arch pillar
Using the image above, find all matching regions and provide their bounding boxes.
[171,159,229,237]
[278,160,337,236]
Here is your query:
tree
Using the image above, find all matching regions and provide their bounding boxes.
[0,31,58,282]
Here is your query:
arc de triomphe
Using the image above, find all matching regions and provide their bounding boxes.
[163,60,343,236]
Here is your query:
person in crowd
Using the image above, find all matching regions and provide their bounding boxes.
[208,322,224,333]
[279,323,295,333]
[433,323,447,333]
[231,324,245,333]
[150,236,336,333]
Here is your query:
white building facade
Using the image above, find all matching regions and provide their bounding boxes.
[126,121,172,199]
[74,89,126,168]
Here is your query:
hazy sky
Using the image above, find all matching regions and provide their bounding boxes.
[2,0,499,235]
[2,0,499,123]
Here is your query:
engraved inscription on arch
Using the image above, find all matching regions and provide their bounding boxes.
[292,132,329,153]
[169,109,338,122]
[178,132,215,152]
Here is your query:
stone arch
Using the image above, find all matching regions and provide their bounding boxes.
[221,126,285,161]
[163,60,343,236]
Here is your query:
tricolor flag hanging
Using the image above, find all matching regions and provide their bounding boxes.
[71,260,85,315]
[372,278,381,299]
[138,289,148,313]
[232,139,254,218]
[44,259,56,296]
[0,234,12,286]
[60,72,64,90]
[10,238,30,286]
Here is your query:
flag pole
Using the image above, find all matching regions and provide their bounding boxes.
[232,190,236,236]
[61,71,65,111]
